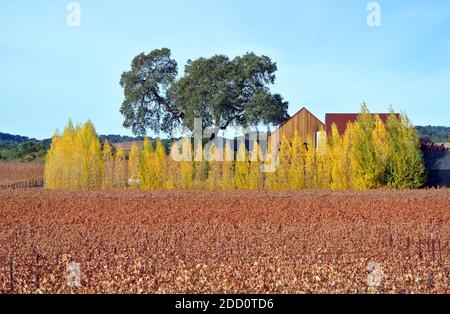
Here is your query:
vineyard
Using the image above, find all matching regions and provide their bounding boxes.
[0,162,44,189]
[0,188,448,294]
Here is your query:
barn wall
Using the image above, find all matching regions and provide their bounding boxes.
[423,151,450,187]
[269,109,324,147]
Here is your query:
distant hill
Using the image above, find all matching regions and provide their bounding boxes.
[0,132,145,145]
[0,132,46,162]
[0,132,33,144]
[100,134,144,143]
[416,126,450,143]
[0,131,148,162]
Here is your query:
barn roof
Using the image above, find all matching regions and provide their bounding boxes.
[325,113,399,135]
[273,107,324,133]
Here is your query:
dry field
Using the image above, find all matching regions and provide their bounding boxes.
[0,189,448,294]
[0,162,44,188]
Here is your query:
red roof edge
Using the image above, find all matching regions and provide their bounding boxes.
[325,113,400,135]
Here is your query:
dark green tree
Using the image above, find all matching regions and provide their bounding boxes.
[120,48,182,135]
[120,49,289,136]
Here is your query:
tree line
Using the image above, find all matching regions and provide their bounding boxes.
[0,141,47,162]
[416,126,450,143]
[45,105,425,190]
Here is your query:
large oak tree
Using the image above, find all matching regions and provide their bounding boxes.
[120,48,289,136]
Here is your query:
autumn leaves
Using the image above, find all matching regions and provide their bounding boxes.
[45,105,425,191]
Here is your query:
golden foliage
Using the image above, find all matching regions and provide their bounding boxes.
[114,145,127,188]
[128,142,140,188]
[248,141,263,190]
[234,142,250,190]
[221,142,235,190]
[45,120,103,190]
[141,137,155,189]
[179,138,194,189]
[102,140,114,188]
[207,143,221,189]
[45,108,425,191]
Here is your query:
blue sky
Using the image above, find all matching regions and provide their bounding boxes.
[1,0,449,139]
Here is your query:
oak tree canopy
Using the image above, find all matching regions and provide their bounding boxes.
[120,48,289,136]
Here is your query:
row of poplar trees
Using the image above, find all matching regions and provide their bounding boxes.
[44,121,126,189]
[44,106,425,190]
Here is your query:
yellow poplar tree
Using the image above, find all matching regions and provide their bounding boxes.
[304,136,317,189]
[44,132,62,189]
[235,141,250,189]
[386,112,425,188]
[128,142,140,188]
[221,142,235,190]
[288,132,305,189]
[73,121,101,189]
[341,122,354,189]
[329,124,348,190]
[114,145,127,187]
[74,121,103,189]
[275,136,291,190]
[45,120,103,190]
[350,105,377,190]
[398,114,426,188]
[88,139,103,188]
[193,140,208,188]
[73,122,86,188]
[316,127,331,189]
[166,141,180,189]
[179,138,193,189]
[153,139,167,189]
[102,140,114,188]
[207,143,221,189]
[248,141,263,190]
[263,141,278,190]
[141,137,155,189]
[372,115,389,187]
[62,121,76,189]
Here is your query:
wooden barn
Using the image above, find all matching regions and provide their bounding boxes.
[269,107,325,148]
